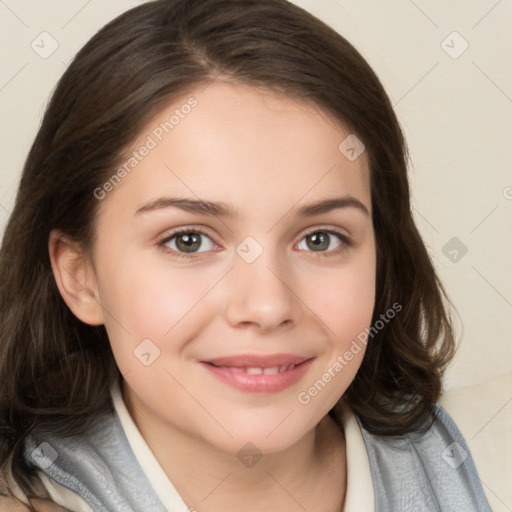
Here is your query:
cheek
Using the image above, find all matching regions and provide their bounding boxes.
[309,248,376,343]
[330,272,375,347]
[94,249,223,370]
[296,297,373,417]
[301,247,376,400]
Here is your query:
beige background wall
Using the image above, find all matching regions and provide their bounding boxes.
[0,0,511,509]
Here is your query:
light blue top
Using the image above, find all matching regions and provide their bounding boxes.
[23,401,491,511]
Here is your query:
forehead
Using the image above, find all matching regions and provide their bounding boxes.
[98,80,371,220]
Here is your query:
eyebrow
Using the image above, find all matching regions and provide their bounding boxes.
[134,195,370,219]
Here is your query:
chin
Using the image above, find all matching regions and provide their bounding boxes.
[194,407,322,457]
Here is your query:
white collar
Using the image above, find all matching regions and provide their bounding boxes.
[111,380,374,511]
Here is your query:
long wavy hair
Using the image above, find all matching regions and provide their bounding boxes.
[0,0,456,500]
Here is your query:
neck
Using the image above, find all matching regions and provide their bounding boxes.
[123,386,346,512]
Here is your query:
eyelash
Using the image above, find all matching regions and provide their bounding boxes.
[156,226,352,260]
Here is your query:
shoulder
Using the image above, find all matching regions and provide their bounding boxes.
[355,403,492,511]
[21,406,167,511]
[20,412,117,511]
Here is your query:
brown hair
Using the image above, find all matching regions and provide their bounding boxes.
[0,0,455,500]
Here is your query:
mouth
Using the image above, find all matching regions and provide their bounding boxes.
[203,353,312,368]
[199,354,314,393]
[206,363,300,375]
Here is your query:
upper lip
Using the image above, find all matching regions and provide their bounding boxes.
[202,353,313,368]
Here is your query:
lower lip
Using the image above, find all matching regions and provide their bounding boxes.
[200,359,314,393]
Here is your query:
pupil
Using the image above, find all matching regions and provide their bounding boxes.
[177,233,200,252]
[308,232,329,251]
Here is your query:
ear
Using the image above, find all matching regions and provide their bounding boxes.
[48,230,104,326]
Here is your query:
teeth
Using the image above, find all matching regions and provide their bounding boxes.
[216,364,296,374]
[246,367,263,375]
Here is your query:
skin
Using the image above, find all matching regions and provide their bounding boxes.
[50,80,376,512]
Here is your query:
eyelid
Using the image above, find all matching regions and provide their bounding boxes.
[299,224,350,239]
[157,224,217,243]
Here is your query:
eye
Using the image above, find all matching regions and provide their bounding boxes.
[296,229,350,256]
[157,226,352,259]
[158,228,216,258]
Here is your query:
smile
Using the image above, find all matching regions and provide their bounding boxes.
[200,354,314,393]
[213,364,298,374]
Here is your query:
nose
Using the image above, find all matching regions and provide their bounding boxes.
[223,249,303,333]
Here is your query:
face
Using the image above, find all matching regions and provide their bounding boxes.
[87,81,376,454]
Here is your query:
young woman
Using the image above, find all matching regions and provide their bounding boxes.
[0,0,490,510]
